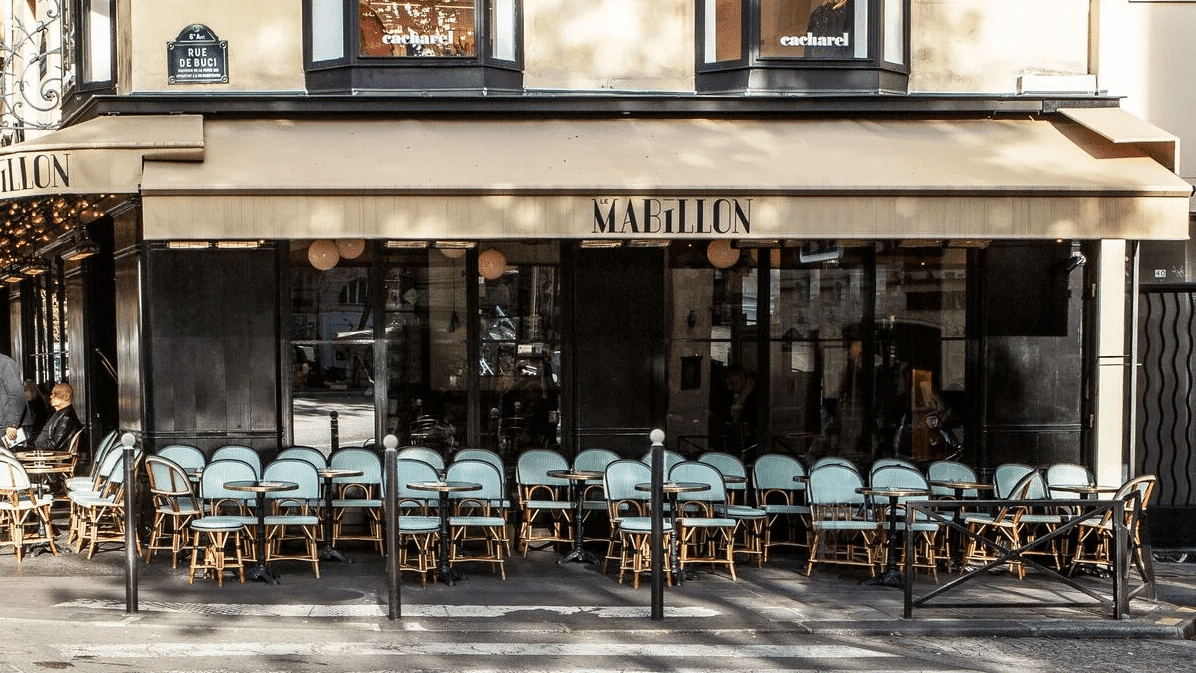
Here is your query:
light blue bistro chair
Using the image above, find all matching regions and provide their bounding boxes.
[699,451,748,504]
[277,445,328,470]
[640,449,685,475]
[329,447,384,553]
[0,455,58,561]
[70,448,142,559]
[197,458,259,528]
[156,444,207,473]
[869,457,920,481]
[868,464,944,583]
[261,458,322,578]
[211,445,262,479]
[927,460,980,499]
[751,453,811,562]
[602,459,672,587]
[453,448,509,510]
[392,459,442,515]
[810,456,860,474]
[1045,462,1095,500]
[804,462,879,577]
[962,470,1064,578]
[669,460,739,579]
[445,459,509,579]
[397,446,445,473]
[573,448,620,537]
[144,455,202,568]
[992,463,1037,499]
[189,460,255,587]
[65,430,123,494]
[514,448,572,556]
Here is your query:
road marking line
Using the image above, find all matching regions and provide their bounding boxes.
[59,641,897,659]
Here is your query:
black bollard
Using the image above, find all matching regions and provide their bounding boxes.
[122,433,138,614]
[649,429,665,620]
[383,434,400,620]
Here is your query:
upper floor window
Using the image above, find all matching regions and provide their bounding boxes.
[697,0,908,94]
[306,0,522,93]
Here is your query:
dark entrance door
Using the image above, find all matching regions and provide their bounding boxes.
[563,247,666,457]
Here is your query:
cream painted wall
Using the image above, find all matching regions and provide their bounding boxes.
[1093,0,1196,198]
[524,0,693,92]
[127,0,304,92]
[909,0,1089,94]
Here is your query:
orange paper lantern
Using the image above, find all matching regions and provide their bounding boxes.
[308,239,340,271]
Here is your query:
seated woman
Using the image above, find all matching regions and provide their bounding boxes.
[31,382,82,453]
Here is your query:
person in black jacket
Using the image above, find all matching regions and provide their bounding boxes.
[32,382,82,453]
[20,380,49,441]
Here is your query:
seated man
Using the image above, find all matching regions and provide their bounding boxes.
[31,382,82,453]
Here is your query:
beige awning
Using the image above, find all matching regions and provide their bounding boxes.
[140,114,1193,242]
[0,115,204,200]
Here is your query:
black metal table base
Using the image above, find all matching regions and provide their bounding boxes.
[247,562,281,584]
[559,546,601,564]
[320,546,353,563]
[862,568,905,588]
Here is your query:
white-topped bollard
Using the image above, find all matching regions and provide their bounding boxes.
[383,433,400,619]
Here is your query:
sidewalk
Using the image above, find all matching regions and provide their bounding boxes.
[4,535,1194,639]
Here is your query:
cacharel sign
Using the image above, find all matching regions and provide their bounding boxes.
[591,198,752,236]
[0,152,69,195]
[779,33,849,48]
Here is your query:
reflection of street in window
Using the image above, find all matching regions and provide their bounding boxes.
[359,1,476,58]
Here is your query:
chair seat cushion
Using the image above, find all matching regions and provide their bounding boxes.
[449,515,506,527]
[812,520,878,531]
[332,498,383,508]
[616,517,674,533]
[524,500,572,510]
[718,505,770,519]
[398,515,441,532]
[263,514,319,526]
[0,493,53,510]
[156,500,201,516]
[191,516,248,531]
[758,503,810,516]
[677,517,737,528]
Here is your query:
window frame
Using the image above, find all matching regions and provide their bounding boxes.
[63,0,117,107]
[303,0,524,93]
[695,0,910,94]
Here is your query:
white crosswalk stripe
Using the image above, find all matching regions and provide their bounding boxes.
[54,598,721,618]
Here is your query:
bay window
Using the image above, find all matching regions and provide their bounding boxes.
[305,0,523,92]
[697,0,909,94]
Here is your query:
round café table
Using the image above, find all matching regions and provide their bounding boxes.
[856,485,932,588]
[635,481,709,585]
[547,469,604,564]
[407,480,481,585]
[316,467,363,563]
[1049,484,1120,499]
[16,450,73,498]
[224,479,298,584]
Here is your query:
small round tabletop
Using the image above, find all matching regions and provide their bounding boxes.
[406,480,481,493]
[1049,484,1120,496]
[721,475,748,484]
[547,469,603,481]
[224,480,298,494]
[928,479,992,491]
[15,450,71,463]
[317,468,364,479]
[856,486,932,499]
[635,481,710,494]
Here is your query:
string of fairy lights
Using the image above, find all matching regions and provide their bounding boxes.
[0,194,108,279]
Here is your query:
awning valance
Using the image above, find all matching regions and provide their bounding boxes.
[0,114,204,200]
[137,113,1193,241]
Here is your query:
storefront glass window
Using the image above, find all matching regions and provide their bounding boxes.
[477,243,561,459]
[360,0,476,57]
[703,0,743,64]
[758,0,867,59]
[290,244,376,449]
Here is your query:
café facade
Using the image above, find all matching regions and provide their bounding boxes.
[0,1,1192,492]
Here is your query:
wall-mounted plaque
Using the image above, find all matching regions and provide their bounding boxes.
[167,24,228,84]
